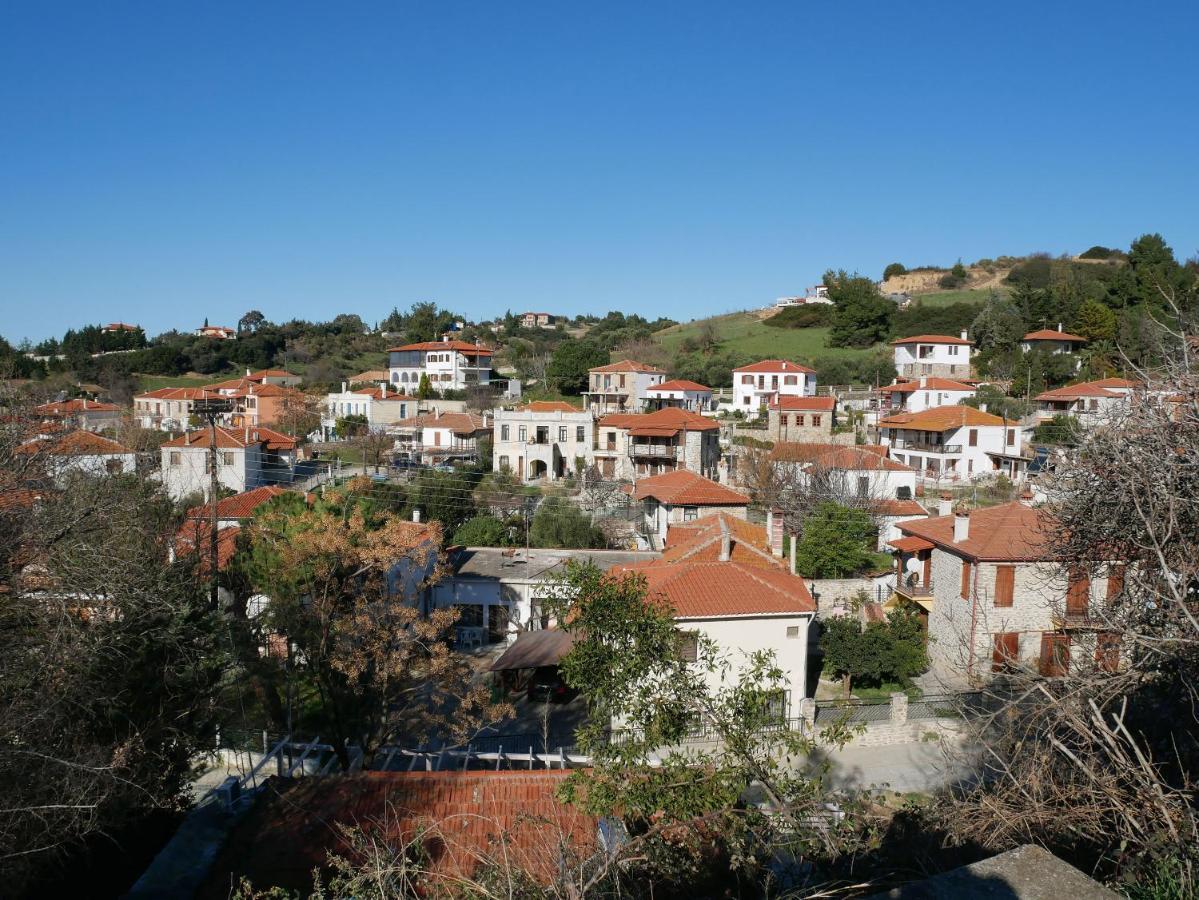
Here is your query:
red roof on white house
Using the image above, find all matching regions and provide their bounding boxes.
[891,334,972,346]
[387,340,494,355]
[589,359,666,374]
[1023,328,1087,343]
[733,359,816,374]
[647,379,711,393]
[632,470,748,507]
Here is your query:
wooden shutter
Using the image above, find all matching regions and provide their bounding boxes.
[992,632,1019,672]
[1066,570,1090,618]
[1039,633,1070,677]
[1096,633,1120,673]
[994,565,1015,607]
[676,630,699,663]
[1106,565,1126,599]
[960,561,972,598]
[968,429,978,447]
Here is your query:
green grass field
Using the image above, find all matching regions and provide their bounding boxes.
[135,373,216,391]
[908,288,1002,307]
[654,311,871,363]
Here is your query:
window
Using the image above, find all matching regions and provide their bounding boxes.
[968,429,978,447]
[742,396,751,405]
[619,374,626,388]
[683,506,698,521]
[763,689,788,723]
[576,426,585,442]
[948,345,960,356]
[498,455,509,470]
[1039,633,1070,677]
[857,475,869,496]
[221,451,234,467]
[169,451,181,466]
[105,459,123,474]
[786,625,800,639]
[994,565,1015,607]
[558,426,567,442]
[812,415,821,427]
[1066,569,1090,618]
[500,424,509,441]
[1107,565,1125,599]
[518,426,527,442]
[784,375,797,386]
[992,632,1019,672]
[780,414,789,426]
[795,414,805,426]
[1006,429,1015,446]
[960,561,973,598]
[676,630,699,663]
[741,374,753,385]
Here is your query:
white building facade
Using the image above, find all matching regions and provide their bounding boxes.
[387,339,494,392]
[878,406,1026,484]
[492,401,595,482]
[731,360,817,412]
[891,333,973,379]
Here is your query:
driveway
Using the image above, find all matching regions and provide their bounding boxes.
[815,738,980,794]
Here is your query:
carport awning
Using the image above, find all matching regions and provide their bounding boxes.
[490,629,577,671]
[888,536,935,552]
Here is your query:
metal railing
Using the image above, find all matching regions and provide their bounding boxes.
[893,439,962,454]
[894,575,934,599]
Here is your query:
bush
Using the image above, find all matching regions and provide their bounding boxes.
[451,515,512,547]
[938,271,965,289]
[764,305,834,329]
[883,262,908,281]
[1079,245,1117,260]
[794,503,877,578]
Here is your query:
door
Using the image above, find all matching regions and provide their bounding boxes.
[921,551,932,589]
[1066,570,1090,618]
[1039,633,1070,676]
[487,604,510,643]
[992,632,1019,672]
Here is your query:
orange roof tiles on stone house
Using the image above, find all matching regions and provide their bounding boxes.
[174,521,243,575]
[769,442,914,473]
[769,395,835,411]
[198,771,599,896]
[897,501,1056,562]
[877,377,976,394]
[162,425,298,452]
[633,469,748,507]
[732,359,816,374]
[588,359,666,374]
[890,334,973,346]
[597,407,719,436]
[878,405,1011,431]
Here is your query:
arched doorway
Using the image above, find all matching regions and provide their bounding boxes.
[529,459,548,480]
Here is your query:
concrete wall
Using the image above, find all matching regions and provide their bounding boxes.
[684,613,812,714]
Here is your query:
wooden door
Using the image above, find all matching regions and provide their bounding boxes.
[1039,633,1070,677]
[1066,570,1090,618]
[992,632,1019,672]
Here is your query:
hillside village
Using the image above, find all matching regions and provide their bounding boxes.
[4,236,1199,898]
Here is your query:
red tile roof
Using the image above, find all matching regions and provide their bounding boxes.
[186,485,292,522]
[597,407,719,435]
[351,386,416,401]
[891,334,973,346]
[659,512,780,569]
[588,359,666,374]
[202,377,296,397]
[30,431,132,456]
[769,442,914,472]
[387,340,494,355]
[199,771,597,895]
[888,535,935,552]
[733,359,816,374]
[135,387,213,401]
[897,501,1055,561]
[34,399,119,416]
[633,470,748,506]
[877,378,976,394]
[619,558,815,617]
[770,395,836,411]
[246,369,298,379]
[1034,378,1138,402]
[648,379,711,393]
[875,499,928,517]
[1023,328,1087,343]
[879,405,1010,431]
[162,426,298,451]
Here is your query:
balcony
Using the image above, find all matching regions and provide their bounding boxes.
[894,574,934,600]
[630,442,678,458]
[893,438,962,454]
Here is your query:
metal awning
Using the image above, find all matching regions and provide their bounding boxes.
[490,629,577,671]
[888,536,935,552]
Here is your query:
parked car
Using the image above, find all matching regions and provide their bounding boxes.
[527,666,577,704]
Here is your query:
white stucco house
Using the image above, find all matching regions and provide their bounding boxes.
[492,401,594,482]
[322,382,416,438]
[767,442,918,501]
[731,360,817,412]
[160,426,299,501]
[891,333,973,379]
[877,377,977,415]
[387,338,494,391]
[878,405,1027,484]
[643,379,715,413]
[21,430,136,482]
[1021,327,1087,356]
[1033,377,1138,426]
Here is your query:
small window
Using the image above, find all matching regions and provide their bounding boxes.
[676,630,699,663]
[558,426,567,442]
[780,414,789,426]
[812,415,821,427]
[576,426,585,442]
[741,375,753,385]
[1006,429,1015,446]
[683,506,698,521]
[857,475,869,496]
[501,424,510,441]
[221,451,235,466]
[786,625,800,639]
[518,426,527,442]
[968,429,978,447]
[105,458,123,474]
[169,451,181,466]
[784,375,797,386]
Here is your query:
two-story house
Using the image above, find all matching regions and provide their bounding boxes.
[18,430,136,482]
[878,405,1027,484]
[1020,326,1087,356]
[616,513,817,719]
[731,360,817,412]
[134,387,211,430]
[890,501,1122,684]
[633,469,749,548]
[160,426,299,500]
[764,395,837,441]
[492,401,594,482]
[891,333,973,379]
[582,360,667,414]
[519,312,556,329]
[643,379,714,413]
[322,382,416,438]
[201,377,306,429]
[767,442,918,502]
[592,407,721,481]
[34,398,122,432]
[391,410,491,466]
[877,377,977,415]
[1034,377,1138,425]
[388,339,494,392]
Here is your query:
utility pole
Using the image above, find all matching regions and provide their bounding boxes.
[193,394,233,610]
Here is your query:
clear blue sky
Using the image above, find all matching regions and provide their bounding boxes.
[2,1,1196,343]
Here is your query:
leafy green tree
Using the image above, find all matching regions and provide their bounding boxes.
[237,309,266,334]
[819,607,927,698]
[882,262,908,281]
[1010,347,1077,396]
[334,413,368,439]
[825,270,895,348]
[1079,245,1116,260]
[451,515,512,546]
[406,469,481,536]
[528,496,606,548]
[547,338,609,394]
[1073,297,1117,343]
[970,290,1026,351]
[1032,413,1082,446]
[404,301,456,343]
[819,616,873,698]
[794,502,876,578]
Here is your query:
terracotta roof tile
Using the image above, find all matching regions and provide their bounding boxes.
[877,378,976,394]
[633,470,748,506]
[1022,328,1087,342]
[387,340,494,355]
[875,499,928,517]
[897,501,1054,561]
[648,379,711,393]
[34,399,119,415]
[162,425,298,451]
[351,386,416,401]
[186,485,292,522]
[618,558,815,617]
[891,334,973,346]
[733,359,816,374]
[597,407,718,434]
[769,395,835,411]
[21,430,132,456]
[1034,378,1138,401]
[769,442,913,472]
[588,359,666,374]
[879,405,1010,431]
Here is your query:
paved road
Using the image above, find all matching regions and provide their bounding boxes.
[819,739,979,794]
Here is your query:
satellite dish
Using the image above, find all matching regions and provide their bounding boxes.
[905,557,922,575]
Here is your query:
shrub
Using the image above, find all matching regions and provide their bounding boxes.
[883,262,908,281]
[764,305,834,329]
[1079,245,1117,260]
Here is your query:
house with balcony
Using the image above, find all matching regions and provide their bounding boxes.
[34,398,122,433]
[643,379,714,413]
[387,338,494,392]
[633,469,749,547]
[200,377,306,429]
[731,360,816,413]
[1021,326,1087,356]
[134,387,212,430]
[592,407,721,481]
[160,426,299,501]
[878,405,1027,484]
[888,501,1123,684]
[582,360,666,414]
[321,382,416,439]
[891,332,973,379]
[1033,377,1138,425]
[391,411,490,466]
[492,401,593,482]
[614,513,817,719]
[767,442,917,502]
[877,376,976,415]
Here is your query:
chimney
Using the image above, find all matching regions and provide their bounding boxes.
[770,507,784,557]
[413,509,422,523]
[919,376,927,388]
[719,518,731,562]
[1057,322,1062,333]
[246,367,251,377]
[434,408,441,420]
[441,335,449,343]
[979,402,988,413]
[341,381,347,393]
[789,534,797,574]
[960,329,968,341]
[953,506,970,543]
[938,492,953,517]
[380,381,387,398]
